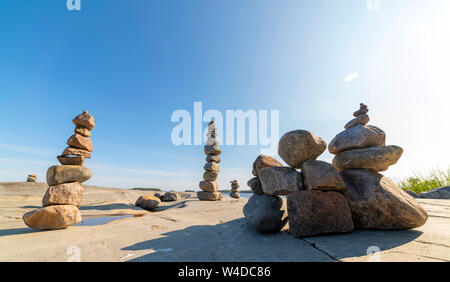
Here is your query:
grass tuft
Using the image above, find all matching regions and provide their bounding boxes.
[399,168,450,194]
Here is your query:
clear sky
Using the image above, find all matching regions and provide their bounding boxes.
[1,0,449,190]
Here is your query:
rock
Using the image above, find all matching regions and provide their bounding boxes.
[27,174,38,182]
[247,177,263,195]
[230,192,240,199]
[287,191,354,238]
[344,114,370,130]
[405,190,421,198]
[42,182,83,208]
[332,145,403,172]
[243,194,287,233]
[203,171,218,181]
[278,130,327,168]
[62,147,91,158]
[67,134,93,152]
[206,155,221,163]
[154,192,164,200]
[204,145,222,156]
[135,195,161,211]
[197,191,223,201]
[302,160,346,191]
[74,126,91,137]
[204,161,220,173]
[46,165,92,186]
[353,108,369,117]
[73,111,95,131]
[57,155,85,166]
[162,192,179,202]
[420,186,450,199]
[252,155,283,176]
[328,124,386,155]
[199,180,218,192]
[22,205,81,230]
[340,169,428,229]
[259,167,303,196]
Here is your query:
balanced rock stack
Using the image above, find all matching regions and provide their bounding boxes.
[198,121,223,201]
[329,104,428,229]
[26,174,38,182]
[229,180,240,199]
[22,111,95,230]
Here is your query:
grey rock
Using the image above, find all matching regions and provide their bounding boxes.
[278,130,327,168]
[302,160,346,191]
[243,194,287,233]
[197,191,223,201]
[162,192,179,202]
[203,171,218,181]
[344,114,370,130]
[204,161,220,173]
[328,124,386,155]
[252,155,283,176]
[259,167,303,196]
[46,165,92,186]
[405,190,421,198]
[247,177,263,195]
[420,186,450,199]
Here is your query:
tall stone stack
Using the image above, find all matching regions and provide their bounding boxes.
[22,111,95,230]
[229,180,240,199]
[198,121,223,201]
[26,174,38,182]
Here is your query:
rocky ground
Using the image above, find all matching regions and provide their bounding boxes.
[0,182,449,262]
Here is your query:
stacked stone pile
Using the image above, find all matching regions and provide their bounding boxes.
[229,180,240,199]
[26,174,38,182]
[198,121,223,201]
[244,104,427,237]
[22,111,95,230]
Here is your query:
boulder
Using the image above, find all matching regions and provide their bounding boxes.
[278,130,327,168]
[57,155,85,166]
[302,160,346,191]
[203,171,218,181]
[162,192,179,202]
[247,177,263,195]
[73,111,95,131]
[332,145,403,172]
[328,124,386,154]
[197,191,223,201]
[206,155,221,163]
[287,191,354,238]
[22,205,81,230]
[74,126,91,137]
[204,161,220,173]
[252,155,283,176]
[204,145,222,156]
[344,114,370,130]
[340,169,428,229]
[42,182,83,208]
[154,192,164,200]
[259,167,303,196]
[67,134,93,152]
[62,147,91,158]
[199,180,218,192]
[420,186,450,199]
[46,165,92,186]
[135,195,161,211]
[405,190,420,198]
[243,194,287,233]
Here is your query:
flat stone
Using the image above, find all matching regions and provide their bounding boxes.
[46,165,92,186]
[206,155,221,163]
[42,182,83,208]
[162,192,179,202]
[259,167,303,196]
[62,147,91,158]
[203,171,218,181]
[353,108,369,117]
[243,194,287,233]
[230,192,240,199]
[332,145,403,172]
[340,169,428,229]
[204,161,220,173]
[287,191,354,238]
[344,114,370,130]
[199,180,218,192]
[302,160,346,191]
[135,195,161,211]
[278,130,327,168]
[57,155,85,166]
[74,126,91,137]
[247,177,263,195]
[204,145,222,156]
[22,205,81,230]
[252,155,283,176]
[328,124,386,154]
[420,186,450,199]
[73,111,95,131]
[197,191,223,201]
[67,134,93,152]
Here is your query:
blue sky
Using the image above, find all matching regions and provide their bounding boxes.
[1,0,449,190]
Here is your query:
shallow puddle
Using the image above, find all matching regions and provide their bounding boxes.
[76,214,143,226]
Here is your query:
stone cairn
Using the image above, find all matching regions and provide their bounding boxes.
[22,111,95,230]
[229,180,240,199]
[26,174,37,182]
[198,121,223,201]
[244,104,428,237]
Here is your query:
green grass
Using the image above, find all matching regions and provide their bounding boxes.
[399,168,450,194]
